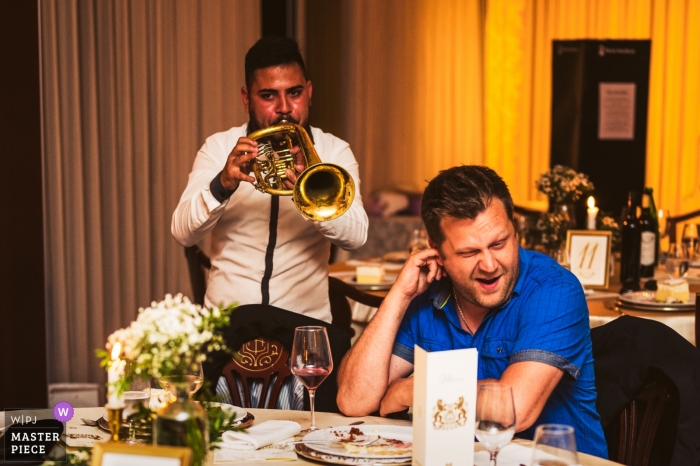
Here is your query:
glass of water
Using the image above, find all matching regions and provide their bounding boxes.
[530,424,578,466]
[682,224,699,260]
[666,243,689,279]
[475,384,516,466]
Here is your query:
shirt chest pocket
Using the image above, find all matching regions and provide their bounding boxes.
[479,339,515,380]
[415,335,454,353]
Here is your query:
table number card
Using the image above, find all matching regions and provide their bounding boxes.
[413,346,478,466]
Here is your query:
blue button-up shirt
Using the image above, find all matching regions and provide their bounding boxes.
[392,246,607,458]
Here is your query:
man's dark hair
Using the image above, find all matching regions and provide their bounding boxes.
[245,36,307,88]
[421,165,515,246]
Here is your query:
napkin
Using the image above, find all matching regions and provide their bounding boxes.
[213,447,297,463]
[219,420,300,450]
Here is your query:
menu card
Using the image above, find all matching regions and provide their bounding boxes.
[413,346,478,466]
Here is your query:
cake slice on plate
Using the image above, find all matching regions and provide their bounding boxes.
[654,278,690,303]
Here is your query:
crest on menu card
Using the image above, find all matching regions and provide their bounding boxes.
[432,396,468,430]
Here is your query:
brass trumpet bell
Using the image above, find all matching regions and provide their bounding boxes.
[248,123,355,221]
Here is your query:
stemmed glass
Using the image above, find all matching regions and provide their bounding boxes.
[290,326,333,432]
[682,224,699,260]
[666,243,689,279]
[123,362,152,444]
[407,229,429,254]
[530,424,578,465]
[159,361,204,399]
[474,384,516,466]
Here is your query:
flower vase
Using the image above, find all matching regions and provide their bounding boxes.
[154,380,208,465]
[550,202,577,229]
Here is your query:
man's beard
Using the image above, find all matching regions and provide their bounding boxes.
[454,261,519,311]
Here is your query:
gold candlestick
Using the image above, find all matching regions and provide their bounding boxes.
[105,404,124,442]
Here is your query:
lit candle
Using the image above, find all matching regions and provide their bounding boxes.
[107,342,125,408]
[587,196,599,230]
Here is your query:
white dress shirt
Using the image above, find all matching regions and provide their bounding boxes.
[172,124,368,322]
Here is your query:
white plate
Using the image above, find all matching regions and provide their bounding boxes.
[382,251,409,263]
[330,271,397,291]
[101,401,248,423]
[619,291,696,311]
[302,425,412,459]
[207,402,248,425]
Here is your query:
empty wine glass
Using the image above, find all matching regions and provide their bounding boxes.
[159,361,204,399]
[682,224,699,260]
[291,326,333,432]
[123,362,152,444]
[475,384,516,466]
[530,424,578,466]
[549,248,570,270]
[407,229,429,254]
[666,243,689,279]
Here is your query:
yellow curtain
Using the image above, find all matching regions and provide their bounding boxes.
[41,0,260,386]
[341,0,484,195]
[485,0,700,215]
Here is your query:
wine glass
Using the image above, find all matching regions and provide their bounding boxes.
[666,243,689,279]
[123,362,152,444]
[549,248,570,270]
[530,424,578,466]
[290,326,333,432]
[159,361,204,399]
[681,224,699,260]
[407,229,429,254]
[474,384,516,466]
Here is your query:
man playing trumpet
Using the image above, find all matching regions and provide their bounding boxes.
[172,36,368,322]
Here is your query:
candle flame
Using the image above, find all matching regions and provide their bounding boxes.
[587,196,595,209]
[111,342,121,360]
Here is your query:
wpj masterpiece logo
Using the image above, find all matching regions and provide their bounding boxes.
[3,404,70,462]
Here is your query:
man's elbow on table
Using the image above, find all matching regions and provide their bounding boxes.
[514,406,543,433]
[337,390,380,417]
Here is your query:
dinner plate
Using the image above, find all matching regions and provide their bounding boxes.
[382,250,409,263]
[295,444,412,465]
[618,291,696,312]
[330,271,397,291]
[207,402,254,428]
[97,402,254,432]
[301,425,412,459]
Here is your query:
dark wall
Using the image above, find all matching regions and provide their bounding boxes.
[551,40,651,223]
[305,0,343,138]
[0,0,48,407]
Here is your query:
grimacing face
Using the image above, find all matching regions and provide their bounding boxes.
[436,199,520,312]
[241,63,312,130]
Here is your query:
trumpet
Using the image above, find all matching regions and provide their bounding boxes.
[248,122,355,222]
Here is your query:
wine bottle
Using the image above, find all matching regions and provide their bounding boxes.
[639,191,657,278]
[620,191,641,292]
[643,187,660,266]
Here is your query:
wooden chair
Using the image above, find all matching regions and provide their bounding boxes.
[328,275,385,339]
[696,292,699,347]
[220,337,292,409]
[606,368,677,466]
[184,245,210,306]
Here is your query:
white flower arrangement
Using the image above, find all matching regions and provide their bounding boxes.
[98,293,234,393]
[536,165,595,204]
[536,212,569,250]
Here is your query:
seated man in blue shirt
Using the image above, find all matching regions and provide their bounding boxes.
[336,165,607,458]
